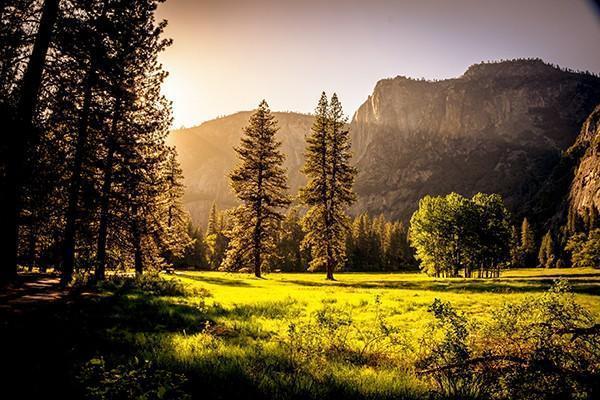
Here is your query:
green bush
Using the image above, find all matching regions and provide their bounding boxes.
[96,273,205,297]
[77,357,190,400]
[417,281,600,400]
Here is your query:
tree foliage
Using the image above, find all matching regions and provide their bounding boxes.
[222,101,291,277]
[408,193,511,277]
[301,92,356,279]
[0,0,189,282]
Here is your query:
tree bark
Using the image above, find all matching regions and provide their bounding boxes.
[95,97,122,281]
[0,0,59,283]
[253,164,263,278]
[132,207,143,275]
[61,68,94,284]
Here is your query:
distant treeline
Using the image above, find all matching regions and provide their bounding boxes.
[174,204,417,273]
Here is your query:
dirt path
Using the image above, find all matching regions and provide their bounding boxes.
[0,273,69,314]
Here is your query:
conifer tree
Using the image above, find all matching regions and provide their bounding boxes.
[520,217,536,267]
[275,207,308,272]
[205,204,229,269]
[206,202,219,236]
[509,225,521,267]
[222,101,290,277]
[0,0,60,283]
[538,230,555,268]
[301,92,356,280]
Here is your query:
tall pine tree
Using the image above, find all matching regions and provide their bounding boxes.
[222,101,290,277]
[301,92,356,279]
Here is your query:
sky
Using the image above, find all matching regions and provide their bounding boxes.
[156,0,600,128]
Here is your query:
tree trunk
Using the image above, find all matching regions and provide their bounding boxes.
[95,97,121,281]
[95,146,115,281]
[0,0,59,283]
[61,68,94,284]
[27,228,37,272]
[253,167,263,278]
[326,242,335,280]
[132,210,143,276]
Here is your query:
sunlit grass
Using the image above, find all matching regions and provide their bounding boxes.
[58,268,599,398]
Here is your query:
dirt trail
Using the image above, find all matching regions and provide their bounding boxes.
[0,273,69,314]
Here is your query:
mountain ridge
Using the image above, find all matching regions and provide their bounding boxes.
[170,59,600,227]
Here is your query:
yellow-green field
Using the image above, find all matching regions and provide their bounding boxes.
[173,268,600,330]
[8,268,600,399]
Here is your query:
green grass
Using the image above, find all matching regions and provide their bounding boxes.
[4,268,600,399]
[174,268,600,327]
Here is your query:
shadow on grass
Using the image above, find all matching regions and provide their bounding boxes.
[282,278,600,296]
[1,290,209,399]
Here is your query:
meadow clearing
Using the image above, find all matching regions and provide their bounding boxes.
[5,268,600,399]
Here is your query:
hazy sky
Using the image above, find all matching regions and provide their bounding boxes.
[156,0,600,128]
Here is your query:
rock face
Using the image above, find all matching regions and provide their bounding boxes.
[350,59,600,221]
[171,60,600,227]
[569,106,600,217]
[168,112,313,225]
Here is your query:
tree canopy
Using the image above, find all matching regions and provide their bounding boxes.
[408,193,511,277]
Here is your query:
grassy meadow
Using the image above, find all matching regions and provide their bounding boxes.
[5,268,600,399]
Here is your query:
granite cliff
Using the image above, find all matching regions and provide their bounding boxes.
[171,60,600,226]
[350,59,600,221]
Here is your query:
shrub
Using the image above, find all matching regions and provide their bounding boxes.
[416,299,486,399]
[77,357,190,399]
[417,281,600,400]
[282,297,408,370]
[96,273,205,297]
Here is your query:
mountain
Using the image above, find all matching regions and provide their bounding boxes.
[171,59,600,227]
[350,59,600,221]
[167,111,313,225]
[568,106,600,221]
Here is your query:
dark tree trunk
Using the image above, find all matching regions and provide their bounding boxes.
[27,228,37,272]
[61,69,94,284]
[254,169,263,278]
[0,0,59,283]
[133,217,143,276]
[95,98,121,281]
[95,146,115,281]
[326,243,335,280]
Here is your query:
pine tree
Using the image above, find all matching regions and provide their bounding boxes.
[538,230,555,268]
[275,207,308,272]
[0,0,60,283]
[102,0,176,277]
[173,221,209,269]
[205,204,229,269]
[207,202,219,236]
[509,225,521,267]
[520,217,536,267]
[222,101,290,277]
[301,92,356,280]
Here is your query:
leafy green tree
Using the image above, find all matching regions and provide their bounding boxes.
[566,229,600,268]
[471,193,511,277]
[301,92,356,279]
[222,101,291,277]
[409,193,511,277]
